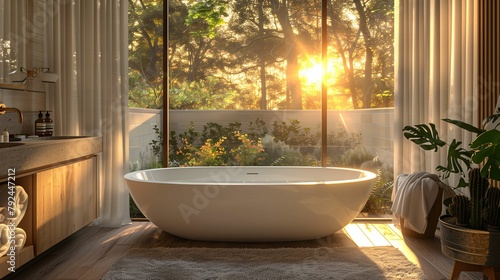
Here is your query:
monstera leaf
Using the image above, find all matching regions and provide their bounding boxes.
[442,118,485,134]
[403,122,474,181]
[470,129,500,180]
[435,139,473,179]
[403,123,446,151]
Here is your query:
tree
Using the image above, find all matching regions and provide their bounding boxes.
[129,0,164,108]
[213,0,283,109]
[268,0,302,109]
[368,0,394,108]
[327,0,360,108]
[326,0,393,109]
[257,0,268,109]
[353,0,374,108]
[130,0,393,110]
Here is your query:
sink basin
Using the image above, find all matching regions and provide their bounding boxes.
[23,136,90,141]
[38,136,90,140]
[0,142,26,148]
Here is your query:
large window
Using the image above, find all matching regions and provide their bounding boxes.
[129,0,394,215]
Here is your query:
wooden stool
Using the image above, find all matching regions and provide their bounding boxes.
[400,188,443,239]
[450,260,500,280]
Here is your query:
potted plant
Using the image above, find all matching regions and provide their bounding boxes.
[402,106,500,275]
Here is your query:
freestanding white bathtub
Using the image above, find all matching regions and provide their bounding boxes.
[125,166,376,242]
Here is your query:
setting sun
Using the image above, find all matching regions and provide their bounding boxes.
[299,63,323,85]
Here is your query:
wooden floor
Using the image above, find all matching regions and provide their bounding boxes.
[4,221,485,280]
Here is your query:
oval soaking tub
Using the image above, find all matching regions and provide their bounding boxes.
[125,166,376,242]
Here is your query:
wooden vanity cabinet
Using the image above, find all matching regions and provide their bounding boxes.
[0,136,101,278]
[34,156,98,255]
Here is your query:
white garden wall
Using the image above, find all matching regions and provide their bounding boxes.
[129,108,394,170]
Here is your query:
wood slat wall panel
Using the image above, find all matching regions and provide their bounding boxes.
[478,0,500,124]
[478,0,500,188]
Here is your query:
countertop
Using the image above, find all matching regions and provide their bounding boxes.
[0,136,102,179]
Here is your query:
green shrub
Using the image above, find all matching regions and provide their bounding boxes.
[362,164,394,214]
[230,132,265,166]
[272,119,319,146]
[185,137,227,166]
[149,124,163,164]
[338,146,375,167]
[129,195,145,219]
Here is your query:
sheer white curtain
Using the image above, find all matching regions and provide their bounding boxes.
[0,0,26,83]
[44,0,131,226]
[394,0,478,189]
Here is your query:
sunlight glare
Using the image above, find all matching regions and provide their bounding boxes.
[300,63,323,84]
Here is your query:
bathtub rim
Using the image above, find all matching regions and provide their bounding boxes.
[124,166,377,186]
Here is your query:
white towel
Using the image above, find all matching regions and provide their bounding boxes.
[0,224,8,257]
[391,172,455,233]
[0,185,29,226]
[13,227,26,253]
[0,224,27,257]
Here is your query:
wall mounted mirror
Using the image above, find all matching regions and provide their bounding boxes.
[0,0,28,88]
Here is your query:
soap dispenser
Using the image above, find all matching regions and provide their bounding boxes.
[45,111,53,136]
[2,129,9,142]
[35,111,46,136]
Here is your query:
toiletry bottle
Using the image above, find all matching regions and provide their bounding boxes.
[35,111,46,136]
[2,129,8,142]
[45,111,53,136]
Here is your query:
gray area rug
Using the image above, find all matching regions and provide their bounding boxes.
[102,247,426,280]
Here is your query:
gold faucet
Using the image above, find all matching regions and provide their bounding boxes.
[0,104,24,123]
